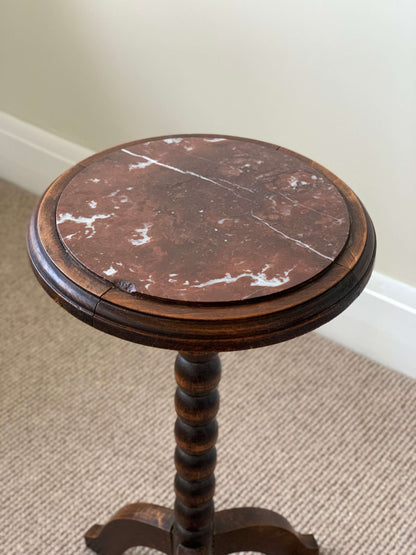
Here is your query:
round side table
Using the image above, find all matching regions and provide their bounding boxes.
[27,135,376,555]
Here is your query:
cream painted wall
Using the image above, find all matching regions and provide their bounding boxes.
[0,0,415,286]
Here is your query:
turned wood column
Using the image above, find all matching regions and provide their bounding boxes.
[173,352,221,553]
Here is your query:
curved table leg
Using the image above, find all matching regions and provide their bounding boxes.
[214,507,319,555]
[85,505,318,555]
[84,502,174,555]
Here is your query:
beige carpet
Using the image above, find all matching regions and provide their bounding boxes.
[1,178,415,555]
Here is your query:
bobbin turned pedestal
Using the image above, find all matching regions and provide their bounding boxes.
[27,135,375,554]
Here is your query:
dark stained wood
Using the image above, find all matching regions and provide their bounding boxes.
[26,134,376,555]
[213,507,319,554]
[84,502,173,554]
[173,352,220,552]
[83,504,319,555]
[83,352,318,555]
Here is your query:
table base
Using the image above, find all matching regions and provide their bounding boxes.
[85,352,318,554]
[85,502,318,554]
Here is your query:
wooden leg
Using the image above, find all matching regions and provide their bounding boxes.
[84,350,220,555]
[85,351,319,554]
[214,507,319,555]
[172,352,221,553]
[84,504,318,555]
[84,502,173,555]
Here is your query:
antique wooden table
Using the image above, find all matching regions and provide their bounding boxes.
[27,135,375,554]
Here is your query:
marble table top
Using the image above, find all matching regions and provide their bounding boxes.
[56,136,350,303]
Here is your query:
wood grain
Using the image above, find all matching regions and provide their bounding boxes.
[84,502,173,555]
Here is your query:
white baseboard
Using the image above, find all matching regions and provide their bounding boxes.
[318,273,416,379]
[1,111,415,379]
[0,111,94,195]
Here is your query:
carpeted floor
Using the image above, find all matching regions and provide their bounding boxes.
[1,178,415,554]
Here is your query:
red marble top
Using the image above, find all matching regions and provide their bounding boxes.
[56,136,350,303]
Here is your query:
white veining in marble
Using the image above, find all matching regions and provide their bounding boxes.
[122,149,251,199]
[64,232,79,240]
[57,212,114,239]
[289,177,300,189]
[144,275,154,290]
[203,138,227,142]
[129,224,152,246]
[107,189,120,197]
[163,138,183,144]
[103,265,117,276]
[129,159,153,170]
[218,218,240,224]
[251,213,334,261]
[191,264,294,289]
[268,192,344,224]
[217,176,254,193]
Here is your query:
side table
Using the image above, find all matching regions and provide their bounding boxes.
[27,135,375,554]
